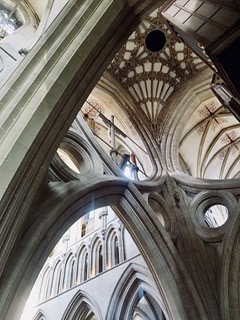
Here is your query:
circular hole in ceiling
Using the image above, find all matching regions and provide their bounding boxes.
[204,204,228,228]
[145,29,166,52]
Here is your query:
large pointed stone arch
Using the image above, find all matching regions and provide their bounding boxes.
[33,309,48,320]
[62,290,102,320]
[106,262,167,319]
[0,175,210,320]
[0,1,165,319]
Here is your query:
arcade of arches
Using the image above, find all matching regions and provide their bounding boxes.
[0,1,239,320]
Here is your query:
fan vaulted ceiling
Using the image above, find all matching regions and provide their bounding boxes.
[1,1,239,181]
[91,7,240,180]
[107,9,205,129]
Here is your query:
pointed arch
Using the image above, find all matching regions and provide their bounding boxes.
[105,227,121,267]
[118,223,126,261]
[33,309,48,320]
[90,236,103,276]
[51,259,63,296]
[0,2,211,320]
[106,263,167,320]
[63,252,76,291]
[38,265,52,303]
[76,244,89,283]
[113,234,120,266]
[61,290,103,320]
[8,177,208,320]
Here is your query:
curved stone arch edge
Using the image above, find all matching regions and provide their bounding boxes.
[105,261,168,319]
[172,171,240,319]
[189,190,238,242]
[172,173,240,194]
[61,289,103,320]
[1,174,208,320]
[32,308,48,320]
[0,1,165,283]
[219,208,240,320]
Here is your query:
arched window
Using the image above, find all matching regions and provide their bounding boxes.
[98,245,103,274]
[70,260,76,288]
[106,228,122,268]
[76,246,89,283]
[51,260,63,297]
[81,223,87,237]
[91,238,104,276]
[114,237,120,265]
[83,253,88,281]
[39,267,52,303]
[63,253,76,291]
[57,268,62,294]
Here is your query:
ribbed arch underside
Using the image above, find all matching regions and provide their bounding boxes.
[106,262,166,319]
[33,309,48,320]
[108,8,205,129]
[179,97,240,179]
[158,67,240,180]
[62,290,100,320]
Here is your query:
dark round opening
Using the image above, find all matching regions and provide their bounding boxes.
[145,29,166,52]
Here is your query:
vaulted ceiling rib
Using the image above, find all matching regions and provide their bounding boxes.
[108,8,205,130]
